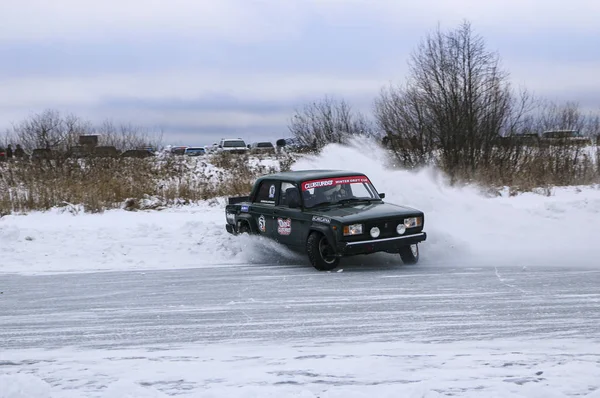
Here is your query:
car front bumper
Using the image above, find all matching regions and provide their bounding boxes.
[337,232,427,256]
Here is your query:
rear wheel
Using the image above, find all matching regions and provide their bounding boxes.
[238,221,251,235]
[399,244,419,265]
[307,232,339,271]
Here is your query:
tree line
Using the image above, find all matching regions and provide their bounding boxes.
[287,21,600,183]
[1,109,163,153]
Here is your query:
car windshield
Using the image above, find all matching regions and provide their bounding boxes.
[301,175,380,208]
[257,142,273,147]
[186,148,204,152]
[223,140,245,147]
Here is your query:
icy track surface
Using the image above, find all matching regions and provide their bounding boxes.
[2,265,600,397]
[2,140,600,397]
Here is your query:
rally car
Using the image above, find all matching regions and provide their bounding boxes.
[225,170,427,271]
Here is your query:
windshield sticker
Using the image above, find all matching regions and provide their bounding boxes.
[268,184,276,198]
[241,205,249,212]
[277,218,292,235]
[312,216,331,224]
[258,215,266,232]
[302,176,370,191]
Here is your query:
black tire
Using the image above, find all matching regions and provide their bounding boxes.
[238,221,251,235]
[399,244,419,265]
[307,232,340,271]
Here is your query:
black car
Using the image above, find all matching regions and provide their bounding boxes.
[225,170,427,271]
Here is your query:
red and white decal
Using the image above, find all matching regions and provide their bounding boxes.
[301,176,370,191]
[277,218,292,235]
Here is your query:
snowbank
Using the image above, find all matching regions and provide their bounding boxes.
[1,138,600,274]
[2,340,600,397]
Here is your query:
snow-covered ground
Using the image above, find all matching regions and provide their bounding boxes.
[1,139,600,397]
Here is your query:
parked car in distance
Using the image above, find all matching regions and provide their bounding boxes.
[225,170,427,271]
[170,146,188,155]
[249,141,275,154]
[184,147,206,156]
[121,149,154,158]
[217,138,248,154]
[31,148,54,160]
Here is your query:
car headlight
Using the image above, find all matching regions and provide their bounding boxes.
[396,224,406,235]
[404,217,422,228]
[370,227,380,238]
[343,224,363,236]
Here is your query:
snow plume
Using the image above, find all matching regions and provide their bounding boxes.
[292,137,600,268]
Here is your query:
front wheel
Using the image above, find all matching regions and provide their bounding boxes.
[307,232,340,271]
[399,244,419,265]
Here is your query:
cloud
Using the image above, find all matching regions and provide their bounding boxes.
[1,0,599,143]
[0,0,305,43]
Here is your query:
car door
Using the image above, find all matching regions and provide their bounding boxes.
[250,179,279,237]
[272,181,304,247]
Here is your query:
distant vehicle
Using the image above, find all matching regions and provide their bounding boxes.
[0,146,7,161]
[138,146,157,154]
[217,138,248,154]
[276,137,313,152]
[249,141,275,154]
[541,130,591,145]
[31,148,54,160]
[184,147,206,156]
[170,146,188,155]
[93,146,119,157]
[121,149,154,158]
[225,170,427,271]
[66,145,88,158]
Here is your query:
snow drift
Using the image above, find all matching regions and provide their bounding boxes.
[292,138,600,268]
[1,137,600,274]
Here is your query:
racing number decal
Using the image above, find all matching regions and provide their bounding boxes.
[258,215,266,232]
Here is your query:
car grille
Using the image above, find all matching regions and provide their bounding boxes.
[364,219,402,239]
[343,217,423,242]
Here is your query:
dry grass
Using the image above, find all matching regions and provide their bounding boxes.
[1,141,598,215]
[0,151,296,214]
[463,144,600,192]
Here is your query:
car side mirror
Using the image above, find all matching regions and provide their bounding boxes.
[379,193,385,199]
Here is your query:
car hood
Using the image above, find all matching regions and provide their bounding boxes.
[310,201,422,223]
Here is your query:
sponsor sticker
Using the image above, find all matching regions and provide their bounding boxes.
[268,184,276,198]
[258,215,266,232]
[241,205,249,212]
[277,218,292,235]
[312,216,331,224]
[302,176,370,191]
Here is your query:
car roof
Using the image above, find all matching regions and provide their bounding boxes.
[256,169,367,184]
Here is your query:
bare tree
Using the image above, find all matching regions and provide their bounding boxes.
[534,100,586,133]
[374,21,524,175]
[95,120,164,151]
[288,95,374,150]
[9,109,93,151]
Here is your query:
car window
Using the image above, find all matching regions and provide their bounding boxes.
[253,180,278,205]
[223,140,245,147]
[278,182,300,207]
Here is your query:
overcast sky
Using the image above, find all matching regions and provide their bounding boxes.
[1,0,599,145]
